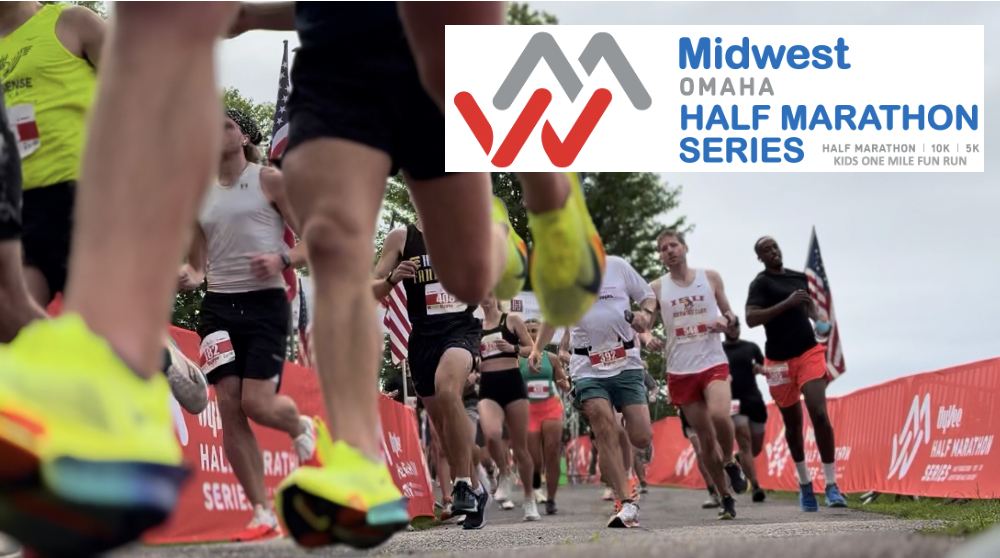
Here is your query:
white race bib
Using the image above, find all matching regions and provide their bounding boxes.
[764,363,791,387]
[526,380,551,400]
[8,104,39,159]
[200,331,236,375]
[479,332,502,358]
[588,343,626,370]
[424,283,466,315]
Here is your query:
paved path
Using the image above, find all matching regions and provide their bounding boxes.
[102,484,975,558]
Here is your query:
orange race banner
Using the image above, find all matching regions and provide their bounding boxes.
[645,357,1000,499]
[125,324,434,545]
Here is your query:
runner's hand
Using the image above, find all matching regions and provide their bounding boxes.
[390,260,419,284]
[528,349,544,373]
[707,317,730,333]
[752,359,764,375]
[785,289,813,307]
[178,265,203,291]
[250,254,285,279]
[495,340,516,353]
[646,336,664,352]
[630,310,652,333]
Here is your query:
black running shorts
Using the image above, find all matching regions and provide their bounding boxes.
[408,314,482,398]
[479,368,528,409]
[22,181,75,297]
[285,18,449,181]
[0,94,23,243]
[197,289,291,391]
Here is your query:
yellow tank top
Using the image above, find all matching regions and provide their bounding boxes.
[0,4,96,190]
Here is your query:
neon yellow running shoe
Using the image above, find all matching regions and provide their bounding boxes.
[0,314,190,557]
[275,417,409,549]
[527,172,606,326]
[491,196,528,301]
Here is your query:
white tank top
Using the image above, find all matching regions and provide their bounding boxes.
[198,164,288,294]
[659,269,729,375]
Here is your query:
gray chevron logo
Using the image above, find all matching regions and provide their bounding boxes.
[492,32,651,112]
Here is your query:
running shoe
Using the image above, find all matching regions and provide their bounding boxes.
[601,485,614,501]
[545,500,557,515]
[534,489,547,504]
[462,488,490,530]
[438,498,454,522]
[825,483,848,508]
[523,499,540,521]
[232,504,282,542]
[608,501,639,528]
[799,482,819,512]
[752,486,766,503]
[629,475,641,503]
[702,492,722,509]
[163,336,209,414]
[294,416,320,467]
[491,196,528,301]
[717,495,737,520]
[495,473,514,505]
[275,417,409,549]
[452,480,478,515]
[724,460,749,494]
[0,315,190,557]
[527,172,606,326]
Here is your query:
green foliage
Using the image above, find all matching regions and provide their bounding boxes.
[40,1,107,18]
[507,2,558,25]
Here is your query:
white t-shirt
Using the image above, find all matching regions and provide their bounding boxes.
[568,256,655,379]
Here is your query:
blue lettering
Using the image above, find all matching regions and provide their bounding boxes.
[681,105,703,130]
[835,105,857,130]
[903,104,924,130]
[928,105,952,131]
[703,137,724,162]
[679,38,711,69]
[879,105,900,130]
[784,138,804,163]
[706,105,729,130]
[811,45,833,69]
[786,45,810,69]
[726,137,748,163]
[809,105,832,130]
[956,105,978,130]
[782,105,807,130]
[680,138,700,162]
[858,105,882,130]
[761,138,782,163]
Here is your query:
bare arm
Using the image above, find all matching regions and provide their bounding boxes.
[507,314,534,358]
[56,6,106,69]
[706,269,736,324]
[229,1,296,35]
[372,228,407,300]
[260,167,308,269]
[558,328,571,364]
[179,225,208,290]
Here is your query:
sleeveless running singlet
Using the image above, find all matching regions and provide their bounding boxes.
[519,355,557,402]
[400,224,475,331]
[198,164,288,294]
[659,269,729,374]
[0,4,96,190]
[480,313,520,362]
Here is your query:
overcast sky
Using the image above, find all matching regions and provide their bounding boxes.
[219,2,999,399]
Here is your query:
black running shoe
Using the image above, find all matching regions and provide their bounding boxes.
[752,487,766,503]
[724,461,749,494]
[462,488,490,530]
[545,500,557,515]
[718,495,737,520]
[451,480,477,515]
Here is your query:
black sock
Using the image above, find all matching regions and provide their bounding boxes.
[533,472,542,490]
[752,480,761,490]
[707,485,718,496]
[621,498,634,505]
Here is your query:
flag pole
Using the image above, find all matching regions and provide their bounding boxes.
[402,358,409,407]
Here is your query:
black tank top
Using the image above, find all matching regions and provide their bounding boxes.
[479,313,520,361]
[400,224,476,330]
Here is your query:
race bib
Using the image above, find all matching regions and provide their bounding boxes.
[730,399,741,416]
[200,331,236,375]
[425,282,465,315]
[764,363,791,387]
[588,344,626,370]
[479,332,502,358]
[674,323,709,342]
[8,104,39,158]
[526,380,551,400]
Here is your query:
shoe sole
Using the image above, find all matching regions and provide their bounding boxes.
[827,501,848,508]
[277,485,409,550]
[717,513,736,520]
[607,517,628,528]
[0,429,188,558]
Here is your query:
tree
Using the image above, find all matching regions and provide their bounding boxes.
[40,1,106,18]
[507,2,558,25]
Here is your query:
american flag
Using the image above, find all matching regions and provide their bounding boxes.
[380,283,411,366]
[268,40,291,162]
[805,227,845,382]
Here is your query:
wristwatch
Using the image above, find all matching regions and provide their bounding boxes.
[280,253,291,269]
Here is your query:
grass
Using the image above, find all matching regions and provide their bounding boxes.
[411,515,442,531]
[762,489,1000,536]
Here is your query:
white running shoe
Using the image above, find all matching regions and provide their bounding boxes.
[534,489,547,504]
[601,486,614,501]
[523,499,541,521]
[495,473,513,503]
[164,338,209,414]
[607,501,639,528]
[478,464,493,495]
[293,416,318,465]
[500,499,515,510]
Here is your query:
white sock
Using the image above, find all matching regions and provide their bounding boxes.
[823,462,837,485]
[795,461,812,485]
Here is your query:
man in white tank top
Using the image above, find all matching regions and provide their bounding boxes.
[648,229,747,520]
[178,109,316,542]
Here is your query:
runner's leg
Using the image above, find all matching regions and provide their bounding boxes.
[583,398,629,501]
[216,376,269,509]
[504,399,534,500]
[282,138,390,458]
[479,398,510,479]
[64,2,238,375]
[423,349,478,488]
[801,379,835,464]
[541,419,563,501]
[733,418,759,487]
[0,242,46,342]
[241,379,305,437]
[681,401,730,498]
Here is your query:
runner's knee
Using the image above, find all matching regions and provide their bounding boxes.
[629,428,652,450]
[300,212,372,277]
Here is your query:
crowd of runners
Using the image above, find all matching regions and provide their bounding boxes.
[0,1,846,556]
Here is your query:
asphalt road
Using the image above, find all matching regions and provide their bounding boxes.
[98,484,986,558]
